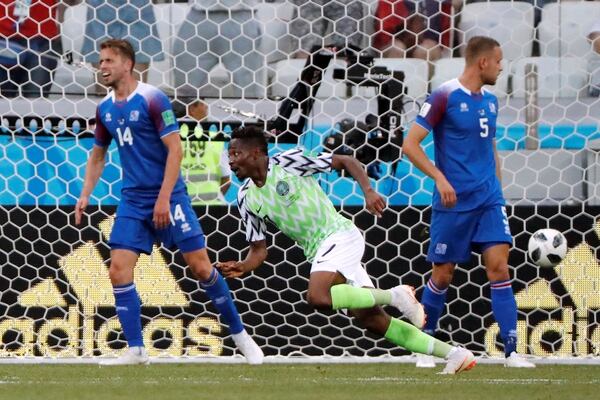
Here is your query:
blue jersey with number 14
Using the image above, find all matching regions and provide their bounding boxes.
[94,82,186,199]
[415,78,504,212]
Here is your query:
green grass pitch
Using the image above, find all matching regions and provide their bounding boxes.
[0,364,598,400]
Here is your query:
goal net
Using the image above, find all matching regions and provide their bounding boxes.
[0,0,599,362]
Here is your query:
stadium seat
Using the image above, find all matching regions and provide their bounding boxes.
[353,58,429,101]
[150,3,188,90]
[270,58,347,99]
[458,2,535,61]
[53,3,94,94]
[511,57,588,98]
[430,58,509,97]
[61,3,86,62]
[58,3,269,95]
[55,3,183,94]
[156,3,268,97]
[256,1,295,65]
[538,2,600,58]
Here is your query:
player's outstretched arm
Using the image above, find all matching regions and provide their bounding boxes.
[75,145,108,226]
[217,240,268,278]
[331,154,385,217]
[403,124,456,208]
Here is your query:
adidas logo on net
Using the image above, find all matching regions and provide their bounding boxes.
[0,216,223,358]
[485,220,600,357]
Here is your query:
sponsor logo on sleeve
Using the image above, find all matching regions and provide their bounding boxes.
[162,110,176,126]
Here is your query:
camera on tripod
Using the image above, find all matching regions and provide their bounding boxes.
[332,52,390,86]
[324,51,405,178]
[268,47,405,178]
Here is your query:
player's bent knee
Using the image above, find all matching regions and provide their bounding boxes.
[108,249,139,285]
[431,274,453,289]
[188,260,213,281]
[306,292,332,310]
[355,309,389,334]
[183,249,213,281]
[107,263,134,285]
[432,264,455,288]
[487,263,510,281]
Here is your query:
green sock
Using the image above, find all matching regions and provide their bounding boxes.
[330,284,391,310]
[384,318,453,358]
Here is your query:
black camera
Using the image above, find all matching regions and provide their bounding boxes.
[332,52,392,86]
[324,51,405,178]
[323,116,402,178]
[267,46,405,178]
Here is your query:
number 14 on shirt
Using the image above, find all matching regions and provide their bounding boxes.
[117,127,134,146]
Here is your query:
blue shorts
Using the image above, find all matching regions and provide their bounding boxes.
[427,205,512,264]
[109,193,205,255]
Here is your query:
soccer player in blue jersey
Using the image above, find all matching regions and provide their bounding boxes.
[403,36,535,368]
[74,39,263,365]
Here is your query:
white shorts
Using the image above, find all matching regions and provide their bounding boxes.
[310,226,374,288]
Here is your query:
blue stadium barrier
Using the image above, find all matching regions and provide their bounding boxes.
[0,136,119,205]
[1,123,597,206]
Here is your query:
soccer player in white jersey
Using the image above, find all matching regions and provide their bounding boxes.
[218,126,476,374]
[74,39,262,365]
[404,36,535,368]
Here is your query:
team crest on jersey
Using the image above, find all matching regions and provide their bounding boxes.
[276,181,290,196]
[489,102,496,114]
[129,110,139,122]
[479,109,486,116]
[104,113,112,122]
[460,102,469,112]
[118,118,125,125]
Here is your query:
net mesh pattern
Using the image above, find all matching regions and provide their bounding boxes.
[0,0,600,360]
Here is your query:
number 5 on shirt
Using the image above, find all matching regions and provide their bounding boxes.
[479,118,489,138]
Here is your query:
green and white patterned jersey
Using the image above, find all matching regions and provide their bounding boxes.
[238,148,354,261]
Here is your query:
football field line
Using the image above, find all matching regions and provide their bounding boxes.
[2,356,600,365]
[1,376,599,386]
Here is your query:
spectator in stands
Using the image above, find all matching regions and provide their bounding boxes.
[0,0,66,98]
[289,0,368,57]
[588,20,600,97]
[173,96,232,205]
[173,0,264,99]
[80,0,164,95]
[374,0,458,62]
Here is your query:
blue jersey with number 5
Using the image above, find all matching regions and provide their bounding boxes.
[415,78,503,211]
[94,82,185,199]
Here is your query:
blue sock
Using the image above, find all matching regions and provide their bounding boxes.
[201,268,244,334]
[113,283,144,347]
[421,279,448,335]
[491,280,518,357]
